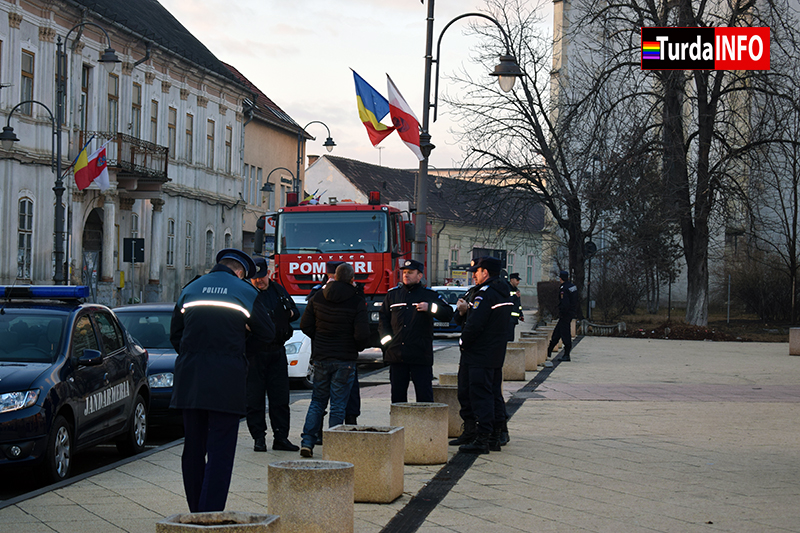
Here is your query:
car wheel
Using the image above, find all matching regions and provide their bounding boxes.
[302,366,314,389]
[116,394,148,456]
[42,415,72,483]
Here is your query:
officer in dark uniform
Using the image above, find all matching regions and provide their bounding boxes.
[452,256,513,454]
[548,270,579,362]
[246,256,300,452]
[378,259,453,403]
[170,248,275,513]
[508,272,524,338]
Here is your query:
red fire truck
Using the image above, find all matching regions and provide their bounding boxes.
[254,191,417,344]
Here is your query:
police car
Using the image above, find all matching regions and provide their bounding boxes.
[0,286,149,483]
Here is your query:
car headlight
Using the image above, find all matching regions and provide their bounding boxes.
[0,390,40,413]
[284,342,302,355]
[148,373,174,388]
[370,311,380,322]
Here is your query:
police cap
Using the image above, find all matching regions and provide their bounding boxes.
[466,256,502,275]
[400,259,424,273]
[251,256,269,279]
[215,248,256,279]
[559,270,570,281]
[509,272,521,281]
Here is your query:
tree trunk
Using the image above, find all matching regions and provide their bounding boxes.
[684,234,710,325]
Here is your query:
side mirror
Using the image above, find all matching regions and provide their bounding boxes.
[78,349,103,367]
[254,216,266,254]
[404,222,415,243]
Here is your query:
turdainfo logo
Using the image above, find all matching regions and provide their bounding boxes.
[641,27,770,70]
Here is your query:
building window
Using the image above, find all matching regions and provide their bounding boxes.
[508,253,515,274]
[131,83,142,138]
[185,114,193,163]
[166,218,175,267]
[450,249,459,265]
[526,255,535,285]
[168,107,177,159]
[131,213,139,238]
[17,198,33,279]
[107,73,119,133]
[250,166,257,205]
[225,126,233,173]
[224,232,231,248]
[206,120,215,168]
[257,167,263,205]
[185,221,193,268]
[205,230,214,268]
[243,164,250,203]
[20,51,34,116]
[80,65,91,132]
[150,100,158,143]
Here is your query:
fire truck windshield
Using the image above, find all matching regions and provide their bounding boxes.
[277,211,389,254]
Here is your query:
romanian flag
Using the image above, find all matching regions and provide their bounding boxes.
[353,70,395,146]
[75,143,110,191]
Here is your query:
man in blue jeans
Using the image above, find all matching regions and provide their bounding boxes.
[299,262,370,457]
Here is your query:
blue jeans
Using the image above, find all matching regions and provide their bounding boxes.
[300,360,356,449]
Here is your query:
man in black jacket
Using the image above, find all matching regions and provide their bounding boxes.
[379,259,453,403]
[508,272,524,340]
[298,262,370,457]
[452,256,513,454]
[548,270,578,362]
[245,256,300,452]
[170,248,275,513]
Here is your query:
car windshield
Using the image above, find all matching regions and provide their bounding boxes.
[277,211,389,253]
[435,289,468,305]
[0,313,66,363]
[117,311,173,349]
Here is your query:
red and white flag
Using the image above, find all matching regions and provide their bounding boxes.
[387,75,423,161]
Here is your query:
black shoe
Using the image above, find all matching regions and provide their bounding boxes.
[488,433,502,452]
[253,437,267,452]
[562,354,571,361]
[449,420,477,446]
[272,437,300,452]
[459,434,490,454]
[499,430,510,446]
[344,414,358,425]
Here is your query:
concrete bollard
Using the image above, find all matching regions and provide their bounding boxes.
[503,347,526,380]
[268,460,354,533]
[432,385,461,437]
[571,319,577,338]
[323,425,404,503]
[157,512,279,532]
[390,402,449,465]
[438,372,458,386]
[508,340,538,371]
[791,328,800,355]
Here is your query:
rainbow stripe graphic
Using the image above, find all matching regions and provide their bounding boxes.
[642,41,661,60]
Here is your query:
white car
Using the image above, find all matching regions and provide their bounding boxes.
[286,296,313,388]
[429,285,469,334]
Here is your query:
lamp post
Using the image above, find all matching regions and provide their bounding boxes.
[0,21,119,284]
[296,121,335,196]
[262,167,293,208]
[414,1,523,265]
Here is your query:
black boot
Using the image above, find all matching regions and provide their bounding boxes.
[488,429,502,452]
[459,433,490,454]
[344,414,358,425]
[449,420,477,446]
[499,420,510,446]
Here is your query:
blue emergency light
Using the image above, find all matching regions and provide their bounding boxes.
[0,286,91,299]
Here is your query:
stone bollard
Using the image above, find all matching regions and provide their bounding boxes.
[390,402,449,465]
[322,425,404,503]
[438,372,458,386]
[571,319,577,338]
[432,385,461,437]
[503,347,526,380]
[157,512,279,532]
[531,335,550,365]
[508,341,538,371]
[791,328,800,355]
[268,460,354,533]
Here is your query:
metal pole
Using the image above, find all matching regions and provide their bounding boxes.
[54,37,66,285]
[415,0,435,265]
[295,129,302,195]
[587,256,592,321]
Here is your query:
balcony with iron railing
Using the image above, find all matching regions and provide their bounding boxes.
[79,131,169,196]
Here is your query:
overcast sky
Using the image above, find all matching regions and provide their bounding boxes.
[159,0,551,170]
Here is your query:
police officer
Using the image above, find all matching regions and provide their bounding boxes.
[548,270,579,361]
[246,257,300,452]
[170,248,275,513]
[378,259,453,403]
[452,256,513,454]
[508,272,524,338]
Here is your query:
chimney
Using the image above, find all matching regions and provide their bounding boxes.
[307,154,319,167]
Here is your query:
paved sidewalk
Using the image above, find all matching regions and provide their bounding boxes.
[1,334,799,532]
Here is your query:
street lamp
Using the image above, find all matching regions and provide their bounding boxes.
[296,121,335,195]
[413,1,524,264]
[2,21,120,284]
[263,167,293,207]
